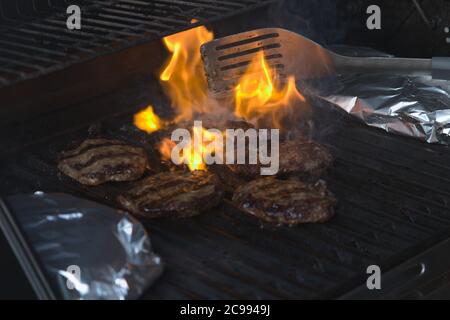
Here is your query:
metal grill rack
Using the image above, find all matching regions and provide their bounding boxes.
[0,0,275,87]
[1,82,449,299]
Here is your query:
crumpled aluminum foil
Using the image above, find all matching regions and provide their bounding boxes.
[319,74,450,144]
[7,192,163,300]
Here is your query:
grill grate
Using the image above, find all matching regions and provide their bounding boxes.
[1,82,450,298]
[0,0,275,87]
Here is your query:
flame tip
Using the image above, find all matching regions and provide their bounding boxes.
[234,49,307,127]
[134,105,162,134]
[135,24,307,171]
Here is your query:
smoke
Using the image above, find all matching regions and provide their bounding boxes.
[266,0,346,46]
[263,0,357,144]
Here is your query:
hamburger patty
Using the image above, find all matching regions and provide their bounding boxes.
[209,164,249,195]
[232,177,336,225]
[58,138,149,186]
[226,139,333,178]
[277,140,333,177]
[225,139,260,178]
[117,170,224,218]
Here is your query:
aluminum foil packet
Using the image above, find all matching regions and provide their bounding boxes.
[7,192,163,300]
[318,74,450,145]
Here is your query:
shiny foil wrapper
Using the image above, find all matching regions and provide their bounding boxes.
[7,192,163,300]
[319,74,450,144]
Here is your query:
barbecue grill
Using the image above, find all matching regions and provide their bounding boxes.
[1,0,450,300]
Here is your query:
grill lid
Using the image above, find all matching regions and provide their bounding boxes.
[0,0,275,87]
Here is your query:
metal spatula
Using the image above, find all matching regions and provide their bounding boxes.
[201,27,450,95]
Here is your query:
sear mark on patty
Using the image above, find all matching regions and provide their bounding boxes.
[57,138,149,186]
[232,177,336,225]
[209,163,249,196]
[226,139,333,179]
[277,140,333,177]
[117,170,224,218]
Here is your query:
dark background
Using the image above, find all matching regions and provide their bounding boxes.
[214,0,450,58]
[2,0,449,57]
[283,0,450,57]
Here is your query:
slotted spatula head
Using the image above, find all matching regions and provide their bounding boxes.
[200,28,336,96]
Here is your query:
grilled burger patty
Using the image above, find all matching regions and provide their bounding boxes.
[232,177,336,225]
[58,138,149,186]
[117,170,224,218]
[227,139,333,178]
[277,140,333,177]
[209,164,248,195]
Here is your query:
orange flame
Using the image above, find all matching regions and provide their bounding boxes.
[156,24,217,171]
[159,138,176,159]
[159,24,214,122]
[134,105,162,133]
[234,51,306,128]
[135,25,308,172]
[159,126,219,171]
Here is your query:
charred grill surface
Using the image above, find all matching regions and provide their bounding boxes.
[117,170,224,218]
[232,177,336,225]
[1,82,450,299]
[57,138,149,186]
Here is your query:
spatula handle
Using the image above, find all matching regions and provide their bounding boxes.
[333,55,429,77]
[333,55,450,80]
